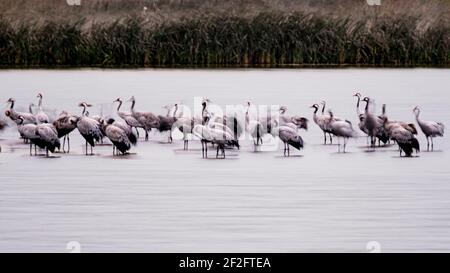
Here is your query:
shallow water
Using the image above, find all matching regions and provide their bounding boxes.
[0,68,449,253]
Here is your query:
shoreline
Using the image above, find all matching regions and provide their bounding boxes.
[1,64,449,70]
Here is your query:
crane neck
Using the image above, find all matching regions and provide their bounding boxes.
[81,105,87,116]
[414,109,420,120]
[116,100,122,112]
[172,105,178,118]
[321,103,326,115]
[130,100,135,113]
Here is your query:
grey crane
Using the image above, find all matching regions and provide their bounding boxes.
[327,110,357,153]
[310,104,333,144]
[101,118,137,147]
[113,98,141,139]
[413,106,445,151]
[103,118,132,155]
[157,104,178,143]
[35,93,49,124]
[272,123,304,157]
[53,111,79,153]
[354,93,389,146]
[17,116,44,156]
[381,104,417,143]
[279,106,309,131]
[193,123,239,159]
[361,97,388,148]
[129,96,160,141]
[76,102,103,155]
[36,122,60,157]
[5,98,36,125]
[176,116,202,150]
[382,116,420,157]
[245,102,265,151]
[353,92,369,135]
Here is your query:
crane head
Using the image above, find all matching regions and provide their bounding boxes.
[17,115,24,124]
[78,102,92,108]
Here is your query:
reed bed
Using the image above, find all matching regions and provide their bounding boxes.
[0,7,449,67]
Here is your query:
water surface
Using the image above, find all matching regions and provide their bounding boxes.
[0,69,449,252]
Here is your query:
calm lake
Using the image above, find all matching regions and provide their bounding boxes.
[0,68,449,252]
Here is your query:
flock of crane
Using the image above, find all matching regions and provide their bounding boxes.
[0,92,445,158]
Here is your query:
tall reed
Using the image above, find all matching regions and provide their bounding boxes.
[0,11,449,67]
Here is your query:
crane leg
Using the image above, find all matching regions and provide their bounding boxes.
[323,132,327,144]
[431,137,434,151]
[145,130,149,141]
[35,144,37,156]
[201,141,204,157]
[29,143,32,156]
[329,133,333,144]
[62,135,66,153]
[216,145,219,158]
[85,141,88,155]
[338,137,341,153]
[67,135,70,153]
